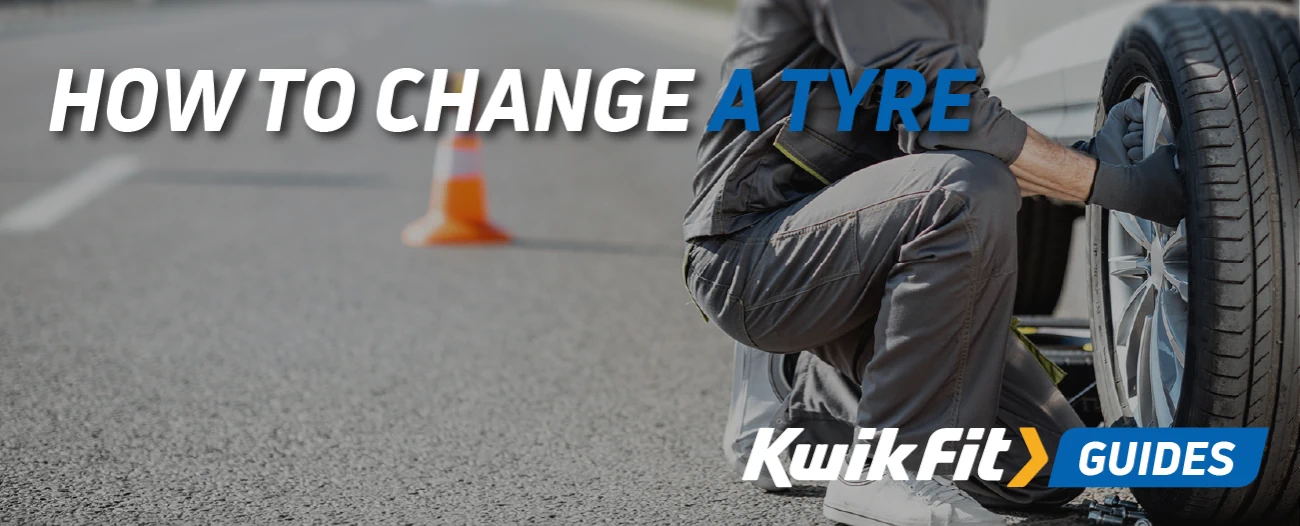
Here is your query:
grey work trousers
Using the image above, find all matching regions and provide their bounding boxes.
[686,151,1083,507]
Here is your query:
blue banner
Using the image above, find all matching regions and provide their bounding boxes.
[1048,428,1268,488]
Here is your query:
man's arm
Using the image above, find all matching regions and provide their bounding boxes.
[1012,100,1186,227]
[1009,127,1095,201]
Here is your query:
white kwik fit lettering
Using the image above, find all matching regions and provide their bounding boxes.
[864,428,917,481]
[742,427,1021,487]
[743,428,802,488]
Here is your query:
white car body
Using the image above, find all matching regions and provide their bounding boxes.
[980,0,1165,318]
[982,0,1162,144]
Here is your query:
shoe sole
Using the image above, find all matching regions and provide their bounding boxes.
[823,503,1006,526]
[822,503,892,526]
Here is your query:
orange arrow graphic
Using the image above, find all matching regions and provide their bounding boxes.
[1009,427,1047,488]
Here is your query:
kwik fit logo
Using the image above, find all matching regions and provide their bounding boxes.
[747,427,1269,489]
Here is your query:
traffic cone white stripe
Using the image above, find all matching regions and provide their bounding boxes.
[434,140,484,181]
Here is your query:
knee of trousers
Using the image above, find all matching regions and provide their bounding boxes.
[936,151,1021,256]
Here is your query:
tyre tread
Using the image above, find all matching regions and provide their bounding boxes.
[1092,3,1300,521]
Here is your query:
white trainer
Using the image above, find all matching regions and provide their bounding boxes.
[721,342,792,492]
[823,471,1005,526]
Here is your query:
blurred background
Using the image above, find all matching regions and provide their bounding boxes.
[0,1,758,522]
[0,0,1123,523]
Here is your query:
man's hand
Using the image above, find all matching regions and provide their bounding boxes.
[1083,97,1187,227]
[1088,145,1185,227]
[1087,98,1146,165]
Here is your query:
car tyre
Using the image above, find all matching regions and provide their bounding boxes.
[1089,3,1300,523]
[1015,197,1083,315]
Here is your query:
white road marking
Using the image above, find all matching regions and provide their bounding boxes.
[0,155,140,233]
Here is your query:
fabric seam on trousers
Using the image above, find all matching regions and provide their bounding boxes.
[687,237,758,294]
[744,193,924,310]
[946,192,978,428]
[689,272,745,300]
[745,269,860,311]
[768,191,929,241]
[738,297,755,346]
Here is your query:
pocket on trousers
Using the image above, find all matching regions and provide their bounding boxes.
[740,212,864,353]
[744,212,862,311]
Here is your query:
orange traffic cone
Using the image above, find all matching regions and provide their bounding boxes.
[402,76,509,246]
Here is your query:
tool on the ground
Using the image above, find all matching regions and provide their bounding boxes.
[1087,511,1124,526]
[401,72,510,246]
[1104,495,1141,511]
[1083,496,1148,526]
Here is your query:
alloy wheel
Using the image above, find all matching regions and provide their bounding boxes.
[1104,84,1188,428]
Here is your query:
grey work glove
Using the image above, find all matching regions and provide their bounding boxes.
[1072,98,1146,164]
[1088,144,1186,228]
[1095,97,1147,165]
[1073,97,1186,227]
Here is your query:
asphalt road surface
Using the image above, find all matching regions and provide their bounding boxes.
[0,1,1109,523]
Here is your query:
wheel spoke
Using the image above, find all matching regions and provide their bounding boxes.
[1147,297,1175,427]
[1158,289,1188,366]
[1164,222,1187,253]
[1153,293,1186,426]
[1116,282,1156,350]
[1165,260,1189,301]
[1135,313,1156,426]
[1141,85,1175,154]
[1115,212,1155,249]
[1110,255,1150,280]
[1115,283,1156,405]
[1164,222,1189,301]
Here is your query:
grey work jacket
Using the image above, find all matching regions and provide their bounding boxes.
[684,0,1028,241]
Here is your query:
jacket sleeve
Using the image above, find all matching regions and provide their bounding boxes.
[803,0,1027,164]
